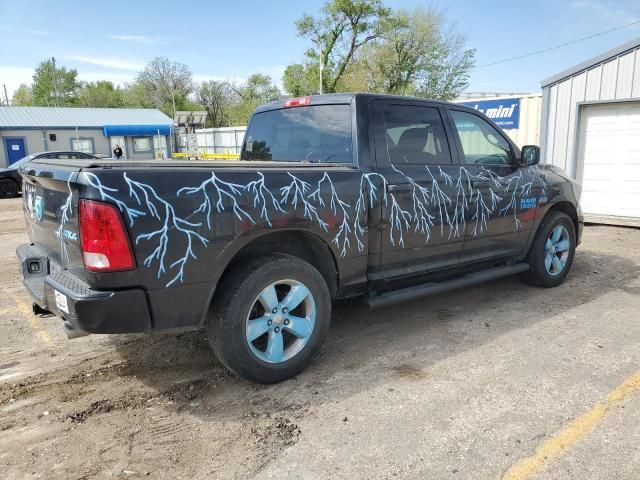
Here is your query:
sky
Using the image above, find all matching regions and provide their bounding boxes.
[0,0,639,100]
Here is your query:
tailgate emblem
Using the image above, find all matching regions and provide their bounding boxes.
[34,196,44,222]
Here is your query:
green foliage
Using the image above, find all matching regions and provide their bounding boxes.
[283,63,320,96]
[413,35,476,101]
[77,81,125,108]
[196,75,282,127]
[198,80,234,127]
[136,56,194,118]
[227,74,282,125]
[31,57,80,106]
[294,0,389,94]
[11,84,33,106]
[361,7,476,100]
[287,3,475,100]
[119,82,155,109]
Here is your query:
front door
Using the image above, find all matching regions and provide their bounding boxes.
[153,135,167,159]
[110,136,126,158]
[446,108,542,263]
[5,138,26,165]
[372,100,464,279]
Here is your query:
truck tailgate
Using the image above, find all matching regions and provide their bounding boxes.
[21,164,82,271]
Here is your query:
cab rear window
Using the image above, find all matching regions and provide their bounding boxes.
[241,104,352,163]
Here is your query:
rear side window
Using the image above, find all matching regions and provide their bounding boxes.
[382,105,451,165]
[241,105,352,163]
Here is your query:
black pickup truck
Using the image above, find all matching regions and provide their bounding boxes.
[17,93,583,383]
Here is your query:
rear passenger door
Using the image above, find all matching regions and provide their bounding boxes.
[372,100,463,278]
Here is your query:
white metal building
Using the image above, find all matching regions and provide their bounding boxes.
[457,94,542,148]
[540,37,640,224]
[177,126,247,156]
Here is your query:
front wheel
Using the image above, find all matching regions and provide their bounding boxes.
[207,254,331,384]
[522,211,576,287]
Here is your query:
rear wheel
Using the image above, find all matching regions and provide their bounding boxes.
[523,211,576,287]
[207,254,331,384]
[0,179,19,198]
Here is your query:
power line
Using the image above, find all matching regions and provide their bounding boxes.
[475,18,640,69]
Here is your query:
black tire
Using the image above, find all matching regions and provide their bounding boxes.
[522,211,576,287]
[0,179,19,198]
[207,254,331,384]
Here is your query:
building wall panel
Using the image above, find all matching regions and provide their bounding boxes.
[503,95,541,147]
[632,50,640,98]
[585,66,603,101]
[44,128,108,154]
[0,129,45,167]
[600,59,619,100]
[616,51,635,99]
[565,73,587,177]
[551,80,573,171]
[544,85,559,165]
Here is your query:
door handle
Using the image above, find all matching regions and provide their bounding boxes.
[471,180,491,188]
[387,184,412,193]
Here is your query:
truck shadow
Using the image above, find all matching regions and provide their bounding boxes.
[110,246,639,421]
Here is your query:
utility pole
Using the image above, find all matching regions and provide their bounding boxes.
[2,84,9,105]
[318,41,323,95]
[51,56,60,107]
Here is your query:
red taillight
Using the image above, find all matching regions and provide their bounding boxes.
[79,199,135,272]
[283,96,312,108]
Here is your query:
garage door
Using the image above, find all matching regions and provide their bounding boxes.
[578,102,640,220]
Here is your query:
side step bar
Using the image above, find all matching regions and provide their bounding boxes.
[366,263,530,309]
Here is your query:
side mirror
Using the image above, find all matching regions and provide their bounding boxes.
[521,145,540,166]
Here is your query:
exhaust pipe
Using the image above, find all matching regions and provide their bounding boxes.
[32,303,50,315]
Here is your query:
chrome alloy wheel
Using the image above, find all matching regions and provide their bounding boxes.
[245,279,316,363]
[545,225,571,276]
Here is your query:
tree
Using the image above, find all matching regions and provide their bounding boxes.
[413,29,475,100]
[197,80,234,127]
[295,0,389,93]
[136,57,194,118]
[31,57,80,106]
[288,4,475,99]
[11,84,33,106]
[78,81,125,108]
[283,63,319,97]
[120,82,155,109]
[357,6,475,99]
[358,8,438,94]
[227,74,282,124]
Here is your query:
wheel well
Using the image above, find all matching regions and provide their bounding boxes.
[548,201,579,235]
[214,231,339,301]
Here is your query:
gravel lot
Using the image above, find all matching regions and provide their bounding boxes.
[1,196,639,480]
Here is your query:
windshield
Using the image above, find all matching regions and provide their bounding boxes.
[8,155,35,169]
[241,104,352,163]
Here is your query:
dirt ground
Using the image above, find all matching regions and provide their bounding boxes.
[1,196,640,480]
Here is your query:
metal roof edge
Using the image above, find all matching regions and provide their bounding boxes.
[541,36,640,88]
[454,93,542,103]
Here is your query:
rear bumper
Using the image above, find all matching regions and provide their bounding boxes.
[17,243,151,338]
